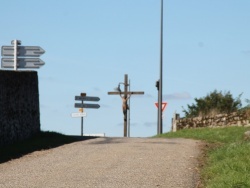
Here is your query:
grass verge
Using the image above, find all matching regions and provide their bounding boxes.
[157,126,250,188]
[0,131,97,164]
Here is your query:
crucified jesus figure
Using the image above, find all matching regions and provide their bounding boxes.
[120,93,131,118]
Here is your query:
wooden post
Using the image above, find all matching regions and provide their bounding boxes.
[172,113,180,132]
[124,74,128,137]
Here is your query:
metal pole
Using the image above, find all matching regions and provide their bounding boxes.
[13,40,17,71]
[81,117,83,136]
[81,101,84,136]
[158,0,163,134]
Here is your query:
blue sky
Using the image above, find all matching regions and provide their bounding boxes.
[1,0,249,137]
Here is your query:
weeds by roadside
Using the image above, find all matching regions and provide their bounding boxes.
[157,127,250,188]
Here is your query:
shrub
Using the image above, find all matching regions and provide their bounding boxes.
[182,90,242,118]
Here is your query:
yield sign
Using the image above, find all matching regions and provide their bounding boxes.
[155,102,167,112]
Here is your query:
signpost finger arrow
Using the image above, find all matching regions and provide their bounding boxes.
[1,46,45,57]
[75,103,100,109]
[75,96,100,101]
[1,58,45,68]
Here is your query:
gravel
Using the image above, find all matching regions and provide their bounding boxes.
[0,137,202,188]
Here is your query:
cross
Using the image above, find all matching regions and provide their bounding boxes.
[108,74,144,137]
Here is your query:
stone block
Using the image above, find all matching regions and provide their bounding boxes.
[0,70,40,146]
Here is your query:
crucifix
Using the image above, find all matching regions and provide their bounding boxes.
[108,74,144,137]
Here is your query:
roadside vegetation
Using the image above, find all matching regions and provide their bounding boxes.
[158,127,250,188]
[182,90,243,118]
[160,90,250,187]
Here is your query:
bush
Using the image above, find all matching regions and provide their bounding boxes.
[182,90,242,118]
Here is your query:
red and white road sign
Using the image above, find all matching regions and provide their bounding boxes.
[155,102,167,112]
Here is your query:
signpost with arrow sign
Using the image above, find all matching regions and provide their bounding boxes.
[1,40,45,70]
[73,93,100,136]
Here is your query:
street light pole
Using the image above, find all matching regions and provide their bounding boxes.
[158,0,163,135]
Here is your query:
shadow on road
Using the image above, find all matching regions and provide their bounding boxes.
[0,131,98,164]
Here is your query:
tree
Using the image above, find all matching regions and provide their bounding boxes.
[245,99,250,108]
[240,99,250,118]
[182,90,242,118]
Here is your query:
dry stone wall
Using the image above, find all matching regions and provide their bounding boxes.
[0,70,40,146]
[172,111,250,131]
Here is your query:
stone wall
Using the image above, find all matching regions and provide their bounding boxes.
[172,111,250,131]
[0,70,40,146]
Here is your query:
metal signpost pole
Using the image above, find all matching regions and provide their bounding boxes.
[158,0,164,135]
[13,40,17,71]
[81,117,83,136]
[81,100,84,136]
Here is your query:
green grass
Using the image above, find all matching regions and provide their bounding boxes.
[157,127,250,188]
[0,131,97,163]
[204,142,250,188]
[158,126,248,143]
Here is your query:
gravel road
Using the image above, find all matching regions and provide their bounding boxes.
[0,137,201,188]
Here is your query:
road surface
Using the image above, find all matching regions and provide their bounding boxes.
[0,137,201,188]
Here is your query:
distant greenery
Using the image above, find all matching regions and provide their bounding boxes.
[158,127,247,144]
[182,90,242,118]
[240,99,250,119]
[0,131,96,163]
[245,99,250,107]
[157,127,250,188]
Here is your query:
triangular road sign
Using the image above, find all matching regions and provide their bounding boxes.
[155,102,167,112]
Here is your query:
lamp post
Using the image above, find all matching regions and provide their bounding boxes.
[158,0,164,135]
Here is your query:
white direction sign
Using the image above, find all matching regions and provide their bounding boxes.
[1,46,45,57]
[1,58,45,68]
[71,112,87,118]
